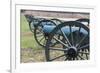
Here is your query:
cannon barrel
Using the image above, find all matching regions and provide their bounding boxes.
[43,25,88,35]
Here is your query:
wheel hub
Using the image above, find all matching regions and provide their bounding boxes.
[67,47,77,58]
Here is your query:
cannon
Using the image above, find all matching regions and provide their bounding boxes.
[45,21,89,61]
[25,15,62,47]
[33,18,89,48]
[25,15,89,61]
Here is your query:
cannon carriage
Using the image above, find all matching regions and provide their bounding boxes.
[25,15,89,61]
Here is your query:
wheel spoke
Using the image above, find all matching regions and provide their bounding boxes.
[39,36,45,42]
[53,37,68,48]
[36,29,43,35]
[79,27,81,35]
[50,54,66,61]
[65,56,69,61]
[49,47,68,51]
[81,49,84,56]
[60,29,72,46]
[43,39,46,45]
[76,35,88,48]
[78,51,89,55]
[36,33,44,37]
[75,27,81,45]
[69,26,74,46]
[85,49,89,59]
[78,55,84,60]
[79,44,89,50]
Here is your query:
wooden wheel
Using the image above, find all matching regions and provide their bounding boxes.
[45,21,89,61]
[34,19,56,47]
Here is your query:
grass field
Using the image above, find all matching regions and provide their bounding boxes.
[20,14,46,63]
[20,14,43,50]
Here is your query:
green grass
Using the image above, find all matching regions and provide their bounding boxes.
[20,14,29,32]
[20,14,42,50]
